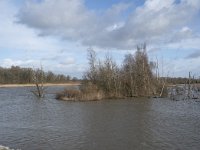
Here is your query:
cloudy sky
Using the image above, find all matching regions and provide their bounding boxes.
[0,0,200,78]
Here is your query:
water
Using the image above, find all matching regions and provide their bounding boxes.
[0,86,200,150]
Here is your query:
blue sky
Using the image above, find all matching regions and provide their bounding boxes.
[0,0,200,78]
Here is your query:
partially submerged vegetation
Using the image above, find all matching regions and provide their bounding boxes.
[57,44,166,101]
[31,68,45,98]
[56,83,104,101]
[168,72,200,101]
[0,65,79,99]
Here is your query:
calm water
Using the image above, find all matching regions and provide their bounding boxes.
[0,86,200,150]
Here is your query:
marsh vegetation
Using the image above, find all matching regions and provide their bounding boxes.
[57,44,166,101]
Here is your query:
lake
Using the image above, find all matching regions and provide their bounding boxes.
[0,86,200,150]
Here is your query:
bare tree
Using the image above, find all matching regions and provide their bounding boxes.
[82,44,160,100]
[85,48,98,84]
[32,66,45,98]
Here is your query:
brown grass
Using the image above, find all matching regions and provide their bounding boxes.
[0,82,80,88]
[56,83,104,101]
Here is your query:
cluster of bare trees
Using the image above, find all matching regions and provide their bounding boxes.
[83,44,160,98]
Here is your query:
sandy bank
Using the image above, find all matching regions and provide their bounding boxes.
[0,83,81,88]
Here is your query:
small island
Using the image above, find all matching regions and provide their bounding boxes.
[56,44,168,101]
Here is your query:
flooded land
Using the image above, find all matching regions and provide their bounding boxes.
[0,86,200,150]
[1,0,200,149]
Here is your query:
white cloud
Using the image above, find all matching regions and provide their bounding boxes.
[0,0,88,77]
[186,50,200,59]
[0,0,68,52]
[17,0,96,40]
[17,0,200,50]
[165,37,200,50]
[124,0,200,43]
[164,57,200,77]
[106,22,125,32]
[1,0,200,77]
[1,58,39,68]
[59,58,76,66]
[144,0,174,11]
[17,0,132,49]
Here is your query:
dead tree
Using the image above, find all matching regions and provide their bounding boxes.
[32,67,45,98]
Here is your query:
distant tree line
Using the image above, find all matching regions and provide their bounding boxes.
[165,77,200,85]
[0,66,77,84]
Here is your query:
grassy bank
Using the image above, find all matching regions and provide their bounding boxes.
[0,82,81,88]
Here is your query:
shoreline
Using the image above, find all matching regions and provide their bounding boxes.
[0,82,81,88]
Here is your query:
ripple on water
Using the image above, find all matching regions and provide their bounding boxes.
[0,87,200,150]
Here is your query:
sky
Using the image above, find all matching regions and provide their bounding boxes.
[0,0,200,78]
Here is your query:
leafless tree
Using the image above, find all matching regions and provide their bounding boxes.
[32,67,45,98]
[82,44,161,99]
